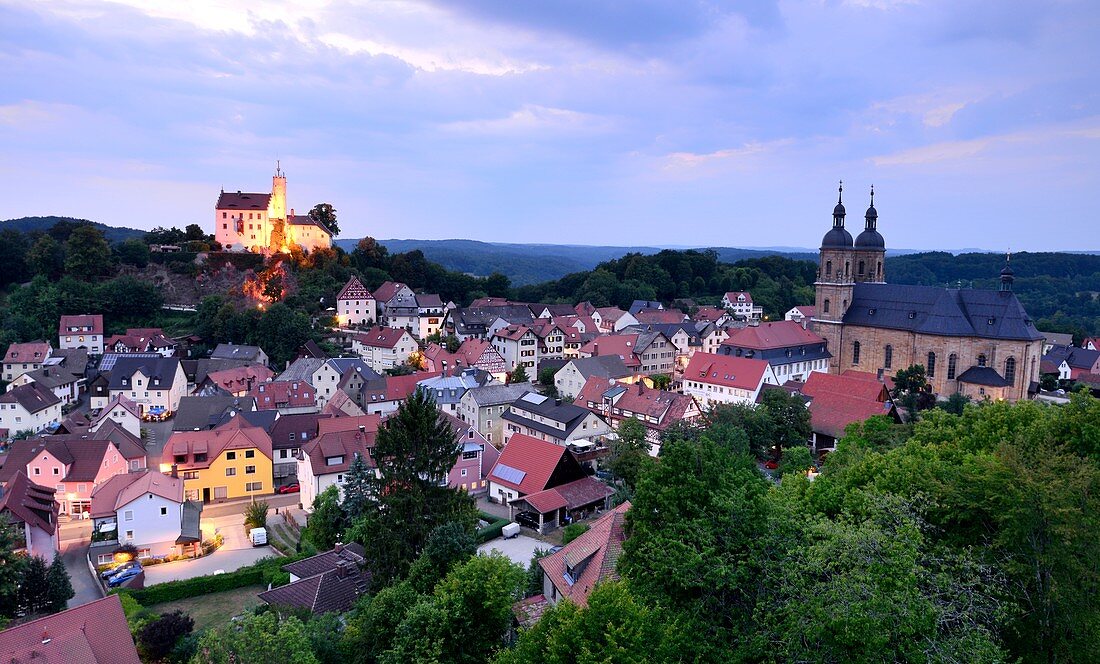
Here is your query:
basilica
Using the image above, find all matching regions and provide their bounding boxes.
[810,184,1043,401]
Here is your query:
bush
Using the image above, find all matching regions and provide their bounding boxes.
[245,501,270,531]
[562,523,590,544]
[137,610,194,662]
[121,566,265,605]
[476,517,511,544]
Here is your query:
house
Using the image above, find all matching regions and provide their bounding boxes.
[211,343,269,366]
[194,364,274,397]
[445,413,498,495]
[336,276,376,327]
[575,377,701,454]
[628,300,663,315]
[0,438,131,515]
[634,308,687,325]
[785,305,817,327]
[554,355,632,400]
[323,389,365,418]
[49,421,148,473]
[509,475,615,534]
[90,394,143,438]
[538,501,629,607]
[1086,337,1100,351]
[89,470,201,560]
[351,326,418,373]
[258,543,370,614]
[297,416,380,509]
[373,281,418,331]
[9,351,87,406]
[166,415,274,502]
[501,392,612,446]
[0,594,141,664]
[0,384,62,436]
[214,168,332,254]
[358,372,427,416]
[423,338,508,382]
[491,324,541,372]
[682,352,778,409]
[1038,331,1074,354]
[577,331,676,377]
[416,368,494,416]
[172,395,257,431]
[415,293,449,339]
[2,341,52,382]
[459,383,534,446]
[1041,344,1100,381]
[107,356,188,418]
[801,371,900,453]
[277,357,381,409]
[0,470,59,558]
[59,314,104,354]
[594,307,637,333]
[719,321,832,383]
[249,380,318,414]
[486,433,588,508]
[269,413,330,486]
[722,291,763,320]
[105,328,177,356]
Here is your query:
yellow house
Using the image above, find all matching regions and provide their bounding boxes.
[164,415,274,503]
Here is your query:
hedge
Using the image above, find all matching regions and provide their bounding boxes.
[477,515,511,543]
[119,554,303,606]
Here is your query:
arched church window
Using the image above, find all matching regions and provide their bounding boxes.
[927,352,936,377]
[826,260,832,277]
[884,345,893,369]
[853,341,861,365]
[859,260,865,276]
[978,354,987,367]
[823,299,830,313]
[1005,357,1016,385]
[845,261,850,277]
[877,261,882,278]
[947,354,957,379]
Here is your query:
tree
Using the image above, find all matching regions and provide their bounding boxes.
[508,365,529,384]
[17,555,50,616]
[115,238,150,267]
[341,452,372,521]
[308,203,339,237]
[184,224,205,242]
[705,402,776,458]
[939,391,971,415]
[302,485,346,551]
[245,501,269,531]
[65,225,113,280]
[606,417,652,493]
[351,237,388,272]
[759,388,812,451]
[253,303,314,367]
[561,523,589,545]
[0,229,29,288]
[45,553,73,613]
[138,610,194,662]
[192,612,319,664]
[346,391,478,586]
[96,275,163,319]
[0,515,27,619]
[650,373,671,390]
[892,364,933,418]
[407,521,478,593]
[26,235,65,280]
[342,581,421,662]
[524,548,552,597]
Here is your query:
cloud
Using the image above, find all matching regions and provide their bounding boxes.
[439,104,614,136]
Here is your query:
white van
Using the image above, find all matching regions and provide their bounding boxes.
[249,527,268,547]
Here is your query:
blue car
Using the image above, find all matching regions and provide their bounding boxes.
[100,560,140,579]
[107,565,143,587]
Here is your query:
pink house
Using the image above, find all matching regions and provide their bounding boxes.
[441,413,499,496]
[0,438,130,516]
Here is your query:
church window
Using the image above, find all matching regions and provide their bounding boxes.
[1005,357,1016,385]
[927,352,936,377]
[948,354,957,379]
[845,262,850,277]
[877,261,882,278]
[823,299,830,313]
[978,353,987,367]
[884,345,893,369]
[852,341,861,365]
[858,260,865,276]
[826,260,832,277]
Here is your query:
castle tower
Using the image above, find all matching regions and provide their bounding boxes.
[853,185,886,283]
[270,161,287,221]
[812,182,856,372]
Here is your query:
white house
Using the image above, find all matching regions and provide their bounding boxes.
[107,357,189,418]
[0,384,62,436]
[554,356,632,400]
[491,324,539,372]
[336,276,376,327]
[59,314,105,355]
[352,327,418,373]
[682,352,777,409]
[91,395,143,438]
[721,291,763,320]
[297,416,380,509]
[2,342,52,383]
[9,366,82,406]
[89,470,201,560]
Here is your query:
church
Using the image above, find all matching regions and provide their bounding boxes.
[810,184,1043,402]
[214,165,333,254]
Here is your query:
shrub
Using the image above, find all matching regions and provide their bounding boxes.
[476,517,510,543]
[245,501,270,531]
[562,523,590,544]
[119,554,308,605]
[137,610,194,662]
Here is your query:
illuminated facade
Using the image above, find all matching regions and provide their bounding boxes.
[214,165,333,254]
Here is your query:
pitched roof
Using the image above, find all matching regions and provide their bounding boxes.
[172,395,256,431]
[683,352,770,391]
[90,470,183,518]
[724,321,826,350]
[216,190,270,210]
[211,343,266,362]
[269,412,330,450]
[956,366,1012,387]
[283,542,366,578]
[3,342,51,365]
[371,281,408,303]
[575,377,696,430]
[538,501,630,607]
[634,308,687,325]
[564,355,632,381]
[502,393,598,439]
[360,372,427,404]
[1043,345,1100,371]
[259,544,370,615]
[337,276,373,301]
[0,470,57,536]
[724,291,753,303]
[0,594,140,663]
[301,416,380,475]
[692,306,728,323]
[802,371,890,403]
[518,476,614,514]
[203,365,274,393]
[463,383,534,407]
[167,416,273,469]
[792,305,817,317]
[355,326,412,349]
[488,433,569,495]
[250,380,316,410]
[0,383,61,413]
[59,314,104,336]
[808,391,896,439]
[577,335,641,367]
[0,438,115,484]
[106,356,181,390]
[49,424,147,463]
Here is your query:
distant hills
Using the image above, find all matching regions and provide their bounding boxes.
[0,216,145,244]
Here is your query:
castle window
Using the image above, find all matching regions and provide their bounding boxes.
[858,260,865,276]
[823,299,830,313]
[222,224,227,230]
[826,260,832,277]
[852,341,861,365]
[222,212,227,219]
[927,352,936,377]
[948,353,957,379]
[1005,357,1016,385]
[978,353,987,367]
[884,345,893,369]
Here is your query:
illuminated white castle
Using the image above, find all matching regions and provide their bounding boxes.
[214,164,332,254]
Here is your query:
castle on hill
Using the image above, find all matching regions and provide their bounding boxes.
[214,165,332,254]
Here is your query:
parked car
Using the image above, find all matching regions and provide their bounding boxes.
[277,483,300,494]
[100,560,140,579]
[763,459,779,470]
[107,565,143,587]
[250,527,268,547]
[514,511,541,530]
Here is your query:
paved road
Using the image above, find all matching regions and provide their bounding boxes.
[202,493,299,519]
[61,539,103,608]
[143,419,176,467]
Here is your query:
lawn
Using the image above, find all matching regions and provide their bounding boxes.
[148,585,265,631]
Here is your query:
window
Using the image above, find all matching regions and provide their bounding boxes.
[53,467,59,475]
[245,450,255,459]
[825,260,832,276]
[225,467,236,476]
[823,299,830,314]
[460,468,468,477]
[927,352,936,377]
[214,486,228,499]
[852,341,861,365]
[978,353,987,367]
[245,465,256,474]
[884,345,893,369]
[226,451,236,460]
[183,471,199,480]
[1005,357,1016,385]
[125,530,134,540]
[246,482,263,492]
[858,260,865,276]
[124,510,134,521]
[948,354,957,379]
[160,506,168,516]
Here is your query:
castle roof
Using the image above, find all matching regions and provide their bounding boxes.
[216,191,271,210]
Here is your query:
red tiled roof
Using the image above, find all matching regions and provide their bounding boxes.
[793,305,817,317]
[634,309,687,325]
[518,476,614,514]
[493,324,534,341]
[841,369,896,391]
[575,377,697,431]
[684,352,770,391]
[0,594,140,663]
[512,594,550,628]
[3,341,51,364]
[360,372,427,403]
[337,276,373,301]
[723,321,825,350]
[0,438,113,484]
[302,416,381,475]
[808,391,896,439]
[578,335,641,368]
[724,291,753,304]
[90,470,183,518]
[803,371,890,403]
[538,501,630,608]
[249,380,316,410]
[167,415,273,469]
[488,434,568,495]
[59,314,104,336]
[205,365,274,392]
[0,470,57,536]
[355,326,412,349]
[371,281,407,303]
[692,306,727,323]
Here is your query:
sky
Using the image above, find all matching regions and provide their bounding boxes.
[0,0,1098,251]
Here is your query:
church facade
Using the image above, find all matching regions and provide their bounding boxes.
[810,184,1043,402]
[214,166,333,254]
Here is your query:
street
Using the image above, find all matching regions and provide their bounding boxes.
[142,418,176,468]
[61,538,103,608]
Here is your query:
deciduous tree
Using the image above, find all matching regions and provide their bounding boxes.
[65,225,113,280]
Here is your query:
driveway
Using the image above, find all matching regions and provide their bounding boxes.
[143,419,176,467]
[478,534,548,567]
[141,512,276,585]
[61,540,103,608]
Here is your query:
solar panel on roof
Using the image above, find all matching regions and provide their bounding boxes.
[491,463,527,484]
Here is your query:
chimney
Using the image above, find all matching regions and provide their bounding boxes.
[170,464,179,479]
[593,342,599,356]
[358,424,365,433]
[334,542,343,554]
[336,561,349,578]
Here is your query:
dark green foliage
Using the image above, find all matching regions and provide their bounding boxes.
[301,486,347,551]
[64,224,112,279]
[17,555,51,616]
[939,391,971,415]
[244,501,269,531]
[308,203,339,237]
[0,516,26,619]
[476,515,510,543]
[26,234,65,279]
[561,523,589,545]
[508,364,529,384]
[138,610,194,661]
[45,553,74,613]
[343,581,421,662]
[525,548,551,597]
[776,445,814,478]
[192,612,319,664]
[115,238,151,267]
[406,522,477,593]
[121,556,299,605]
[340,453,372,521]
[252,303,314,367]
